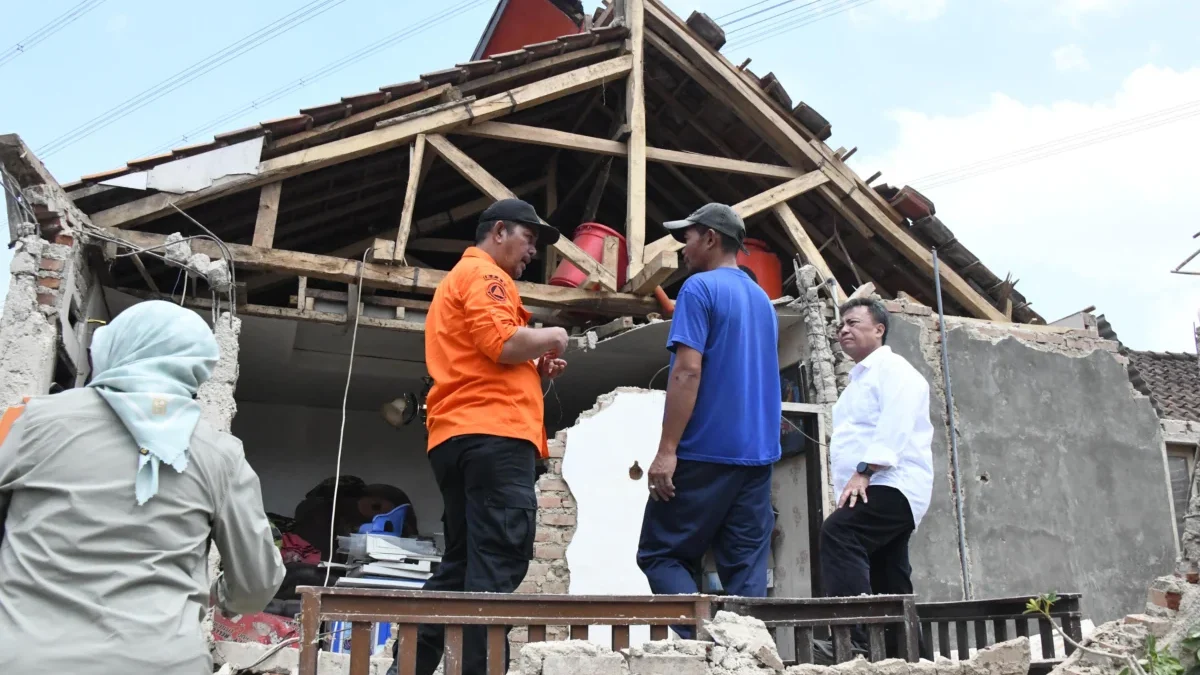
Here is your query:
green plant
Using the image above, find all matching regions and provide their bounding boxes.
[1026,592,1148,675]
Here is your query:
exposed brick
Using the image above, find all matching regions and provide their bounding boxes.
[541,513,576,527]
[547,443,565,459]
[546,458,563,474]
[54,233,74,247]
[1148,588,1182,610]
[541,580,568,594]
[1126,614,1171,637]
[538,477,569,492]
[525,562,550,580]
[883,300,903,313]
[36,292,57,306]
[534,543,566,560]
[904,304,932,316]
[538,495,563,509]
[1066,338,1094,351]
[37,276,60,290]
[39,258,64,272]
[535,528,560,543]
[515,579,539,594]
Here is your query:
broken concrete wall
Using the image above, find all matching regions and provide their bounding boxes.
[0,136,98,406]
[884,299,1176,622]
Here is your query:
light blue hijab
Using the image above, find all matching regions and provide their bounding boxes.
[87,300,220,505]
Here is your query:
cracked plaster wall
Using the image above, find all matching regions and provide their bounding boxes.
[883,299,1175,622]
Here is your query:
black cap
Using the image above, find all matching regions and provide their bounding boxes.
[662,203,749,254]
[479,198,561,247]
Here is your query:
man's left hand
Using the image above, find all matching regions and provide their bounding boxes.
[538,354,567,379]
[838,473,870,509]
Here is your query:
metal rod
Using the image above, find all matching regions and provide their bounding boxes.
[932,247,973,600]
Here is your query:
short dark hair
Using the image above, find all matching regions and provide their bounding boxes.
[839,297,889,344]
[475,219,518,244]
[695,225,740,254]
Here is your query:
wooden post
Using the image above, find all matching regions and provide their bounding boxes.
[392,135,427,263]
[252,181,283,248]
[546,154,558,216]
[625,0,647,280]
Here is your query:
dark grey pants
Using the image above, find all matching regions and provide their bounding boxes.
[387,434,537,675]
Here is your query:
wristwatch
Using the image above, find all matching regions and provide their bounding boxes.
[856,462,875,477]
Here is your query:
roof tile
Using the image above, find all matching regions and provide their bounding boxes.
[1127,350,1200,422]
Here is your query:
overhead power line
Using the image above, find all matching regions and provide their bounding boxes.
[36,0,349,158]
[715,0,783,21]
[0,0,107,69]
[727,0,880,51]
[726,0,827,33]
[911,98,1200,190]
[144,0,490,157]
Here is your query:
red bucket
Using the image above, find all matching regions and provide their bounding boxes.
[549,222,629,289]
[736,238,783,299]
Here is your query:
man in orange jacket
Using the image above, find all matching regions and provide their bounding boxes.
[399,198,568,675]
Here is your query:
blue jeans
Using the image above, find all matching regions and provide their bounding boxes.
[636,458,774,638]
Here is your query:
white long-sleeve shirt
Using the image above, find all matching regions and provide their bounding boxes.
[830,345,935,527]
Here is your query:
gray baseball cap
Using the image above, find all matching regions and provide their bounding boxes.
[663,203,749,254]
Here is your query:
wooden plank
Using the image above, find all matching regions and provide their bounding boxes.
[296,276,307,309]
[457,120,809,180]
[599,235,620,288]
[120,288,429,333]
[129,254,160,292]
[107,228,658,316]
[650,625,668,641]
[349,621,372,675]
[625,250,678,295]
[868,625,886,662]
[612,625,631,652]
[268,84,449,155]
[397,624,418,675]
[90,56,634,230]
[625,0,648,282]
[426,133,619,291]
[291,288,432,311]
[771,204,846,304]
[1038,618,1055,659]
[937,622,951,658]
[794,626,814,664]
[486,625,507,675]
[956,620,969,660]
[393,134,427,263]
[445,625,464,675]
[570,625,588,640]
[731,171,829,219]
[459,41,624,97]
[643,234,684,263]
[993,619,1008,643]
[833,625,853,663]
[546,154,558,215]
[251,182,283,248]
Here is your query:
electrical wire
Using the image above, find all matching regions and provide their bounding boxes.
[726,0,829,34]
[910,99,1200,190]
[0,0,106,69]
[322,248,369,588]
[723,0,812,28]
[144,0,490,156]
[36,0,349,158]
[726,0,879,51]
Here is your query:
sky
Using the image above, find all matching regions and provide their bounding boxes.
[1,0,1198,351]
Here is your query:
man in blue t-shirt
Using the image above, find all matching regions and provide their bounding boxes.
[637,203,781,634]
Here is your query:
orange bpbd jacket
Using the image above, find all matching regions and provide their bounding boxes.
[423,247,548,458]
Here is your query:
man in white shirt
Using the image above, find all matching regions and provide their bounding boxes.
[822,298,934,654]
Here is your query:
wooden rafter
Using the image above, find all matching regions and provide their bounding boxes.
[731,171,829,219]
[456,121,809,180]
[641,2,1005,321]
[772,204,846,304]
[391,134,428,264]
[107,228,659,316]
[251,181,283,248]
[91,56,634,231]
[267,85,450,156]
[626,249,679,295]
[424,134,619,291]
[625,0,648,282]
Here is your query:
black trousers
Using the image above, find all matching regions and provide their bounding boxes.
[820,485,915,653]
[388,434,537,675]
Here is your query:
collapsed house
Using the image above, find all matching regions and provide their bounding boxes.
[0,0,1193,668]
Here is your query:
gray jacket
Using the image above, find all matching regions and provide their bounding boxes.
[0,388,285,674]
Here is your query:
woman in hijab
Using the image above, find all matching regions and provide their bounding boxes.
[0,300,284,675]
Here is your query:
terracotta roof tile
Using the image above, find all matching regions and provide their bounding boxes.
[1127,350,1200,422]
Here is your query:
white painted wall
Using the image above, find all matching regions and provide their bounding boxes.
[232,401,443,536]
[561,389,666,649]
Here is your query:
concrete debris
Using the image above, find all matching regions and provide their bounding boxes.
[163,232,192,265]
[214,640,394,674]
[704,610,785,672]
[626,640,710,675]
[519,639,612,675]
[777,639,1029,675]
